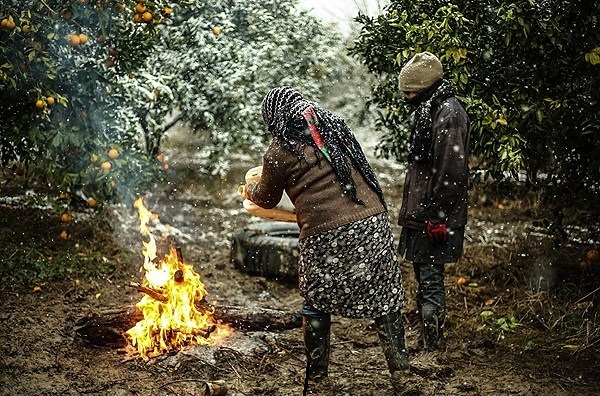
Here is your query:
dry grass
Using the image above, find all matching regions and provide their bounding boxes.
[448,187,600,354]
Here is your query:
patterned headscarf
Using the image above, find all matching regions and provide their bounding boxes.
[261,86,386,208]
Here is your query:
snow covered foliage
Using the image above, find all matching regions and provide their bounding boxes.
[134,0,347,174]
[0,0,193,204]
[0,0,348,201]
[351,0,600,210]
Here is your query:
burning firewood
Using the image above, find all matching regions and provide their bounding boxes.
[74,303,301,349]
[128,282,167,303]
[174,269,184,283]
[77,198,301,359]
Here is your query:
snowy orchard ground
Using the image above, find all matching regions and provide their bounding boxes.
[0,127,599,396]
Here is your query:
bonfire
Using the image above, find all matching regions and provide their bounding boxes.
[126,198,227,359]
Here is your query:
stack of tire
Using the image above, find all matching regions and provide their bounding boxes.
[230,222,300,281]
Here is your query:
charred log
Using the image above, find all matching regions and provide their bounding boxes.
[211,305,302,331]
[74,303,301,348]
[73,306,140,348]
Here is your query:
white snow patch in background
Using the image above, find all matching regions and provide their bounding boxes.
[298,0,389,36]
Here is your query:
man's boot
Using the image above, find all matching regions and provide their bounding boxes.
[374,311,420,396]
[303,314,331,382]
[421,304,445,354]
[410,305,450,379]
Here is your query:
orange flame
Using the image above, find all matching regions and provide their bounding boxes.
[126,197,227,359]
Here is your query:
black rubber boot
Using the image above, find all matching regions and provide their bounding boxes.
[374,311,420,395]
[303,314,331,382]
[421,305,445,354]
[412,262,446,354]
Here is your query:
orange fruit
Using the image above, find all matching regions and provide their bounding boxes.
[97,34,107,43]
[579,261,589,270]
[116,3,125,12]
[156,153,165,162]
[78,33,88,44]
[212,26,222,35]
[90,153,99,164]
[137,0,147,3]
[108,48,118,57]
[142,11,153,22]
[61,213,72,223]
[58,192,70,200]
[456,277,468,285]
[100,161,112,170]
[77,0,86,4]
[61,10,73,20]
[60,230,70,240]
[110,180,116,188]
[133,13,142,23]
[108,148,119,159]
[162,7,171,15]
[69,34,81,46]
[135,3,147,13]
[46,96,55,106]
[88,198,97,208]
[587,249,599,262]
[35,100,45,109]
[163,162,169,170]
[2,19,15,30]
[22,25,31,33]
[104,58,115,67]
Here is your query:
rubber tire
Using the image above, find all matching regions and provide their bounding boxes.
[230,221,300,281]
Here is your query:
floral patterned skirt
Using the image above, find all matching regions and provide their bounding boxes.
[298,212,404,319]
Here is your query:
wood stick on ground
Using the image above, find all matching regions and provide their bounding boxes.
[203,381,227,396]
[193,325,217,339]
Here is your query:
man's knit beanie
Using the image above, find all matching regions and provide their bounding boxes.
[399,52,443,93]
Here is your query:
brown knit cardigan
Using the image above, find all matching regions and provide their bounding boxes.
[248,139,386,239]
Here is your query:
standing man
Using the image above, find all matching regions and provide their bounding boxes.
[397,52,470,354]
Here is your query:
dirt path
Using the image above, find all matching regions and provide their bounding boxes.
[0,129,598,396]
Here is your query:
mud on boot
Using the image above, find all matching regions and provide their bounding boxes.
[374,311,422,395]
[302,314,331,395]
[421,305,445,354]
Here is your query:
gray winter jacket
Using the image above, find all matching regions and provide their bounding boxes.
[398,96,470,230]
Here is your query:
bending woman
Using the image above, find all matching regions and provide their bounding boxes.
[245,86,414,395]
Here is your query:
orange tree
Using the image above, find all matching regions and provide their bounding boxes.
[350,0,600,216]
[131,0,348,174]
[0,0,192,207]
[1,0,350,205]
